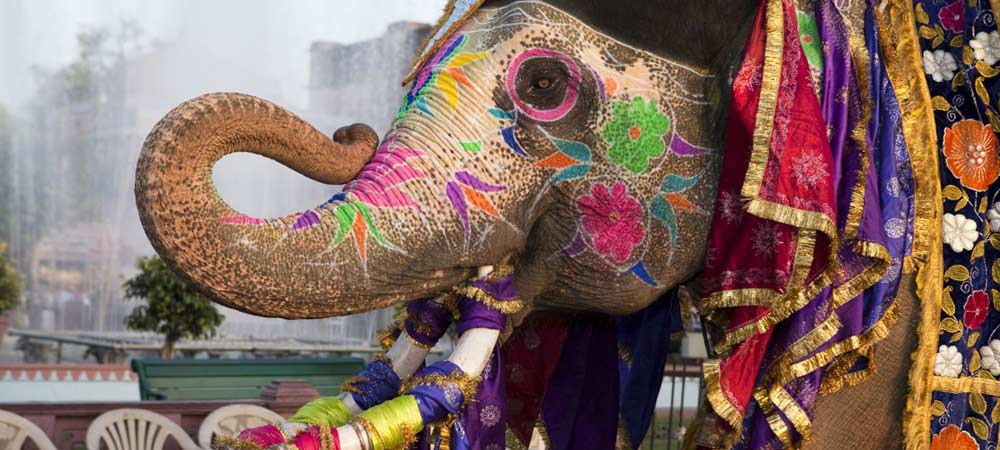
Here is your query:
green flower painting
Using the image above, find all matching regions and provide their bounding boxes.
[603,97,671,174]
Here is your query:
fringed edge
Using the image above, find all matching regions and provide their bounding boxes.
[456,284,527,315]
[873,1,943,450]
[211,435,264,450]
[702,359,746,431]
[399,371,483,411]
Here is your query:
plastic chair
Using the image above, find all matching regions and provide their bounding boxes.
[0,409,57,450]
[85,408,200,450]
[197,404,284,449]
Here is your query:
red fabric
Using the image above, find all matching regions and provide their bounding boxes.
[699,0,835,426]
[236,424,285,449]
[502,312,571,444]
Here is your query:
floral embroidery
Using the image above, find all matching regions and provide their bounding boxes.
[790,151,830,188]
[942,213,978,253]
[971,31,1000,65]
[935,345,964,378]
[479,404,501,428]
[923,49,958,83]
[980,340,1000,376]
[942,120,1000,191]
[987,202,1000,232]
[930,425,980,450]
[963,290,990,329]
[938,0,964,33]
[576,182,644,264]
[603,97,671,174]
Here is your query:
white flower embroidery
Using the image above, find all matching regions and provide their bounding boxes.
[751,223,781,257]
[479,404,501,428]
[987,201,1000,232]
[942,213,978,252]
[923,50,958,83]
[981,340,1000,376]
[790,152,829,188]
[934,345,963,377]
[971,31,1000,65]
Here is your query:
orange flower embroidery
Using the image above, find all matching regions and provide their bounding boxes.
[943,119,1000,191]
[931,425,979,450]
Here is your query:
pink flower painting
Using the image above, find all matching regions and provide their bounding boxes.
[576,182,645,264]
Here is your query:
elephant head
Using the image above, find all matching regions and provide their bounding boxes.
[136,1,756,319]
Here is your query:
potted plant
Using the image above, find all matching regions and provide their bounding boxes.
[0,240,23,349]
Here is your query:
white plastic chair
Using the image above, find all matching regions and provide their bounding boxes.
[86,408,200,450]
[0,409,57,450]
[197,404,284,449]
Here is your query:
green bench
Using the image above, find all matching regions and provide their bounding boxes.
[131,358,365,400]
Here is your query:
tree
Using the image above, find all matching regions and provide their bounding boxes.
[123,256,223,358]
[0,241,23,315]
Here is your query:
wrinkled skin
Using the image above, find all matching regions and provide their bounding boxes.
[137,1,749,318]
[135,1,914,449]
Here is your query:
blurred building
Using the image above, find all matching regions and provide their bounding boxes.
[307,21,431,134]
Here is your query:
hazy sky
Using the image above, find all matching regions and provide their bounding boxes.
[0,0,448,110]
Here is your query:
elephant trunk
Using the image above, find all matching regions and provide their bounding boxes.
[136,92,454,319]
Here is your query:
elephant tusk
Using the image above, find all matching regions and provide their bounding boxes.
[336,266,502,450]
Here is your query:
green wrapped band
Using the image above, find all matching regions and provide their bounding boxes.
[289,396,354,428]
[357,395,423,450]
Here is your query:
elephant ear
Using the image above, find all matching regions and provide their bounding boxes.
[403,0,486,85]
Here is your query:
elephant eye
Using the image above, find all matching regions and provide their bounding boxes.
[532,77,554,91]
[507,48,583,122]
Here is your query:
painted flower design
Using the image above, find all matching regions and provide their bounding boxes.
[981,339,1000,376]
[971,30,1000,65]
[987,202,1000,232]
[577,182,645,264]
[964,290,990,330]
[942,120,1000,191]
[938,0,964,33]
[930,425,979,450]
[922,50,958,83]
[603,97,671,174]
[934,345,963,378]
[942,213,978,253]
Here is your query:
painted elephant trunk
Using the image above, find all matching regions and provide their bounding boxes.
[135,92,465,318]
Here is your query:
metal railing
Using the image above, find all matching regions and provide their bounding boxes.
[641,356,706,450]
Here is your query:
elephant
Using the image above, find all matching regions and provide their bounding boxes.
[134,1,922,449]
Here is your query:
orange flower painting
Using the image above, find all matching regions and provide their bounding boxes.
[930,425,979,450]
[943,119,1000,191]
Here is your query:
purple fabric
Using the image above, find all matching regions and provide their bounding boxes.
[460,345,506,449]
[469,273,519,301]
[407,361,467,424]
[738,4,914,448]
[541,319,619,450]
[405,299,454,347]
[350,359,401,411]
[456,294,507,335]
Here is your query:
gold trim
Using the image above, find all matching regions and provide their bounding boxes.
[770,385,812,443]
[933,376,1000,396]
[702,358,745,430]
[211,435,265,450]
[403,331,434,350]
[741,0,785,201]
[874,2,943,450]
[399,371,483,410]
[754,389,794,448]
[455,284,527,314]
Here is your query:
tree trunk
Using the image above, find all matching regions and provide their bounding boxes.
[160,339,176,359]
